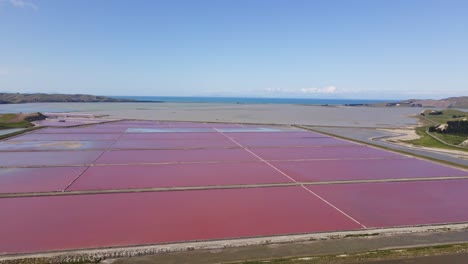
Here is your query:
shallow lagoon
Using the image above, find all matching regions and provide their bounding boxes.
[0,102,422,128]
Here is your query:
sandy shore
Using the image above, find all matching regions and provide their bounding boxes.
[0,102,421,128]
[377,127,421,141]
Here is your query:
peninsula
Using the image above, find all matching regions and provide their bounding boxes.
[0,93,137,104]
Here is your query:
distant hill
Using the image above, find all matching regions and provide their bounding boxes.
[0,93,137,104]
[392,96,468,109]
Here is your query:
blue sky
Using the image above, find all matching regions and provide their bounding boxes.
[0,0,467,99]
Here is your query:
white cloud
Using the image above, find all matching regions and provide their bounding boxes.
[300,86,338,94]
[264,86,339,95]
[0,0,37,10]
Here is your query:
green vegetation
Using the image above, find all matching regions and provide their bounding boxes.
[422,109,466,124]
[0,113,34,129]
[238,243,468,264]
[0,112,46,130]
[405,109,467,150]
[435,132,468,145]
[406,127,462,150]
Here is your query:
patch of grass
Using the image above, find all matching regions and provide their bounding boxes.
[405,127,460,150]
[0,113,34,129]
[0,120,32,129]
[433,132,467,146]
[423,109,467,124]
[237,243,468,264]
[0,113,19,122]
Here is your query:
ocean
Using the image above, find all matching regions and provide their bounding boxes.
[111,96,395,105]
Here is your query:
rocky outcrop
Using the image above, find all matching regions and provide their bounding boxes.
[435,124,448,132]
[459,139,468,147]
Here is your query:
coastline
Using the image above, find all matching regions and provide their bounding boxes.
[0,102,421,128]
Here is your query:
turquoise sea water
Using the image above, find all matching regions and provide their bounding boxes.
[111,96,395,105]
